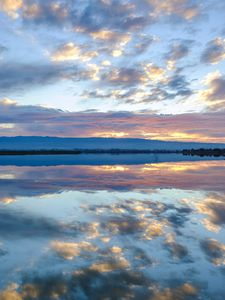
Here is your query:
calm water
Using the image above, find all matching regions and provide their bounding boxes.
[0,157,225,299]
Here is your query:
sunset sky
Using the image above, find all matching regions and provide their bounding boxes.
[0,0,225,141]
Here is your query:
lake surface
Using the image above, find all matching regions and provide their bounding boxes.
[0,157,225,299]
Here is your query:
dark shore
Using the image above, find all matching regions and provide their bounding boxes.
[0,148,224,156]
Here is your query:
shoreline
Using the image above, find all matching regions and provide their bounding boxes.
[0,148,224,157]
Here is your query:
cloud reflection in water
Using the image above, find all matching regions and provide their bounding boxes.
[0,160,224,299]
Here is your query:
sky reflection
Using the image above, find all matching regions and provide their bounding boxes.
[0,161,225,204]
[0,160,225,299]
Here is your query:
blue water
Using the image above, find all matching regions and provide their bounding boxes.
[0,159,224,299]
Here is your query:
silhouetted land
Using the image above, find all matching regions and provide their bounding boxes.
[0,149,180,155]
[0,148,224,156]
[182,148,225,157]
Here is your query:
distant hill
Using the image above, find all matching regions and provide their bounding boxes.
[0,136,225,151]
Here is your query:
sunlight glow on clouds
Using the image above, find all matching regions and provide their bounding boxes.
[51,241,98,260]
[51,43,98,62]
[199,71,225,110]
[149,0,199,20]
[91,30,131,44]
[0,0,224,140]
[0,0,22,18]
[0,99,224,142]
[201,38,225,64]
[95,131,129,138]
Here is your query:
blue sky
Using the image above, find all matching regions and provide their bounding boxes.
[0,0,225,141]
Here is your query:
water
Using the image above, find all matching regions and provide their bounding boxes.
[0,157,225,299]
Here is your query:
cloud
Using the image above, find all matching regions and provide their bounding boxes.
[100,64,182,90]
[82,87,161,104]
[164,233,190,261]
[19,0,150,34]
[151,284,197,300]
[100,71,193,103]
[0,100,225,142]
[167,207,192,228]
[0,62,68,92]
[0,206,73,238]
[199,71,225,109]
[143,63,166,83]
[0,45,8,55]
[22,2,41,19]
[0,268,155,300]
[133,34,157,55]
[91,30,131,45]
[166,42,190,61]
[200,238,225,265]
[0,62,92,92]
[201,38,225,64]
[50,42,98,62]
[102,67,145,87]
[51,240,97,260]
[0,0,23,18]
[196,193,225,232]
[90,63,193,102]
[1,0,202,31]
[0,45,8,61]
[76,0,149,33]
[0,245,7,257]
[148,0,199,20]
[22,0,68,25]
[81,198,176,242]
[167,73,193,97]
[1,162,225,202]
[90,30,131,57]
[90,257,130,273]
[165,40,192,69]
[0,2,209,114]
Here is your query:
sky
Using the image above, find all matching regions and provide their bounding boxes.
[0,0,225,141]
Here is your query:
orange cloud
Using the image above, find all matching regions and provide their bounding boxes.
[51,43,98,62]
[149,0,199,20]
[0,0,22,18]
[0,100,225,143]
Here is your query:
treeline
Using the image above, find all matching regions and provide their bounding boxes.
[0,149,180,155]
[182,148,225,157]
[0,150,82,155]
[0,148,224,156]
